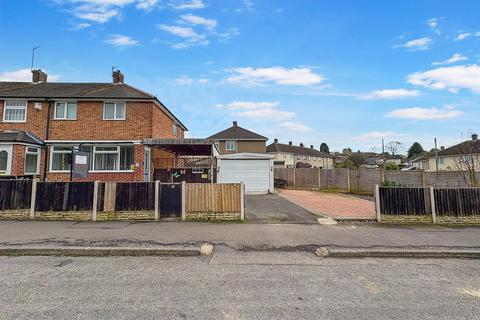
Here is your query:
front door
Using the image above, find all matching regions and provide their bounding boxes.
[144,148,151,181]
[0,145,13,176]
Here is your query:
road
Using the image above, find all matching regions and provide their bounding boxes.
[1,248,479,319]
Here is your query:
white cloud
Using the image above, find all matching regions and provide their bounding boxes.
[395,37,432,51]
[432,53,468,66]
[158,24,208,48]
[105,34,139,47]
[0,68,59,82]
[276,121,313,133]
[455,32,471,41]
[226,101,279,110]
[225,66,325,86]
[407,64,480,93]
[427,17,441,34]
[358,89,420,100]
[354,131,396,141]
[170,0,205,9]
[180,14,217,29]
[136,0,157,11]
[386,106,463,120]
[174,75,209,85]
[235,108,295,121]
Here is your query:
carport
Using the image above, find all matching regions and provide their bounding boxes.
[216,152,274,194]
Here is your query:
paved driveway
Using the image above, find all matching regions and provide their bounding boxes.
[245,194,319,224]
[278,190,375,220]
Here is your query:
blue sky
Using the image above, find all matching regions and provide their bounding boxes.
[1,0,480,153]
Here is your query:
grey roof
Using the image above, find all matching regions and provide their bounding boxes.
[266,143,334,158]
[0,82,187,130]
[418,139,480,159]
[0,82,153,99]
[207,124,268,141]
[0,130,44,145]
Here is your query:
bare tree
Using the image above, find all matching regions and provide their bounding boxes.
[385,141,404,156]
[452,141,480,187]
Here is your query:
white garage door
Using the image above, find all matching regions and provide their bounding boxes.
[219,159,271,194]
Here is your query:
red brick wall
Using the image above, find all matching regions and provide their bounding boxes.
[152,104,185,139]
[9,144,45,177]
[0,101,48,139]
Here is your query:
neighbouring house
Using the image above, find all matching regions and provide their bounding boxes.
[412,134,480,172]
[0,69,188,182]
[266,140,334,169]
[207,121,268,154]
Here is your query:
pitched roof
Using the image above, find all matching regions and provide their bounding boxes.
[0,130,44,145]
[0,82,187,130]
[266,142,334,158]
[207,122,268,140]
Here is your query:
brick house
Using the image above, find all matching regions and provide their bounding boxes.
[0,69,187,182]
[207,121,268,154]
[266,140,334,169]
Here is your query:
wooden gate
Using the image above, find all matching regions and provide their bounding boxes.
[159,183,182,217]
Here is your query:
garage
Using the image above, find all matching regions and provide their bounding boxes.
[216,153,274,194]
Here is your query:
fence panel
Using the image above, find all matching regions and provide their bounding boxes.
[115,182,155,211]
[426,172,470,188]
[350,169,381,194]
[379,187,430,215]
[435,188,480,217]
[186,183,241,213]
[320,168,349,190]
[295,168,319,189]
[0,180,32,210]
[274,168,294,186]
[35,182,94,212]
[384,171,424,187]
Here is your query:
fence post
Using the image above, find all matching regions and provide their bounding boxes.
[317,168,321,190]
[421,170,427,187]
[181,181,186,221]
[429,186,437,224]
[154,180,160,221]
[380,168,385,184]
[240,181,245,220]
[92,180,99,221]
[347,167,351,193]
[29,178,38,220]
[374,184,381,222]
[293,166,296,189]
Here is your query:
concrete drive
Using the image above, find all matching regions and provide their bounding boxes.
[0,221,479,251]
[1,253,479,319]
[279,189,375,220]
[245,194,319,224]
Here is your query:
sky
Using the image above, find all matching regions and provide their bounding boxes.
[1,0,480,154]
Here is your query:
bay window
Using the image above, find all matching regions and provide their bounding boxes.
[55,102,77,120]
[3,101,27,122]
[25,147,40,175]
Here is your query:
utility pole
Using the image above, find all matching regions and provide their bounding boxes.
[434,137,439,171]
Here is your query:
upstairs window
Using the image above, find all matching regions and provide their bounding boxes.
[225,140,236,151]
[173,123,178,136]
[103,102,126,120]
[3,101,27,123]
[55,102,77,120]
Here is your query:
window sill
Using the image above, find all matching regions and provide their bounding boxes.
[3,120,26,123]
[102,118,126,121]
[89,170,134,173]
[53,118,77,121]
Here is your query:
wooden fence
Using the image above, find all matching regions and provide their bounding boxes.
[275,168,480,195]
[0,180,244,221]
[375,185,480,224]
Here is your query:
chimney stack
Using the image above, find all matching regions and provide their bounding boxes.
[440,146,445,150]
[274,138,278,143]
[300,143,304,147]
[232,121,238,127]
[472,133,478,141]
[32,69,47,83]
[112,70,124,84]
[310,145,314,149]
[288,141,292,146]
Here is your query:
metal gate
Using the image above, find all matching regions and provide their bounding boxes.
[159,183,182,217]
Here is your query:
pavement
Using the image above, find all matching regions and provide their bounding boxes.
[1,252,479,319]
[245,194,319,224]
[278,189,375,220]
[0,221,479,253]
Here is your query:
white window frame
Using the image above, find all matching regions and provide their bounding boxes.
[54,101,77,120]
[24,147,40,175]
[49,146,73,173]
[103,101,126,121]
[225,140,236,151]
[3,101,27,123]
[91,145,134,172]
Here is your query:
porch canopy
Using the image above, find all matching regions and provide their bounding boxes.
[142,138,217,156]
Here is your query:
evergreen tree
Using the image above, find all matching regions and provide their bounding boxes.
[407,142,424,158]
[320,142,330,153]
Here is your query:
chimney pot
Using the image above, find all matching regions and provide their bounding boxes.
[440,146,445,150]
[472,133,478,141]
[233,121,238,127]
[310,145,314,149]
[112,70,124,84]
[32,69,47,83]
[300,143,304,147]
[274,138,278,143]
[288,141,292,146]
